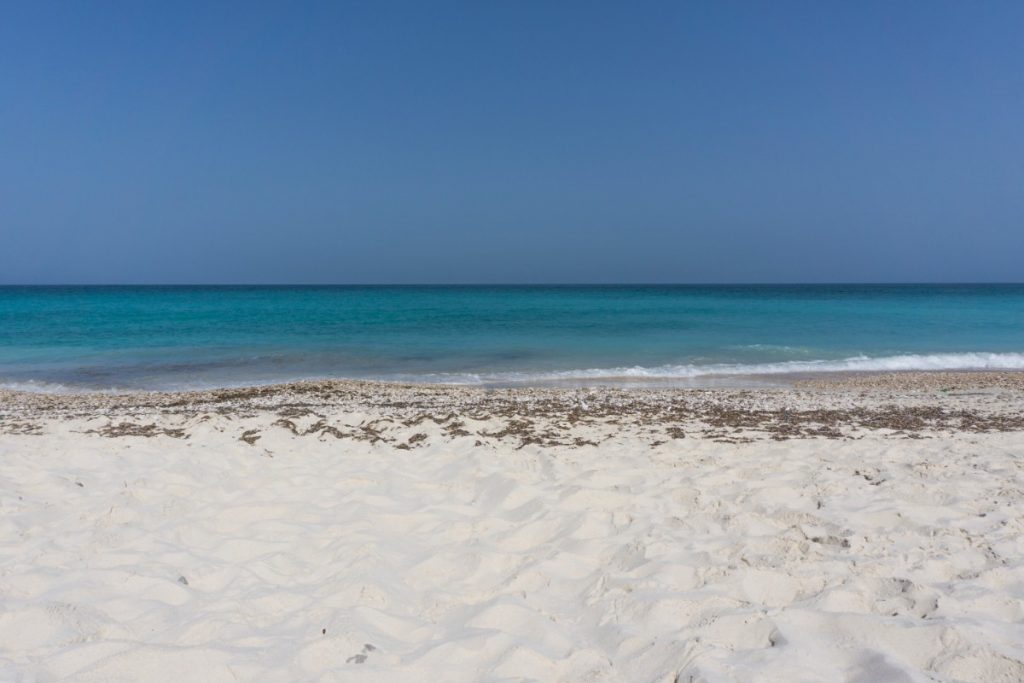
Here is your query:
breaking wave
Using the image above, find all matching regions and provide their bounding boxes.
[3,352,1023,392]
[417,352,1024,385]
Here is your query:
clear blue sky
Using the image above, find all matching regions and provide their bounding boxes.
[2,1,1022,284]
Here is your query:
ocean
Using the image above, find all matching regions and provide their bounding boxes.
[0,284,1022,391]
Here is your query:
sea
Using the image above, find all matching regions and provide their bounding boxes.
[0,284,1022,392]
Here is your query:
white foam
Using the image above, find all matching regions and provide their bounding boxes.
[4,352,1023,393]
[412,351,1024,385]
[0,380,98,394]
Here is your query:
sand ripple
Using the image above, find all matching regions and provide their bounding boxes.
[1,387,1024,681]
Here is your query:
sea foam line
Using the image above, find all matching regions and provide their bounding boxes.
[3,351,1023,393]
[420,352,1024,384]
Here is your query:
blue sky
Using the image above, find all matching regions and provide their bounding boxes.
[2,1,1022,284]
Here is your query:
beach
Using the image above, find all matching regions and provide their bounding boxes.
[0,373,1022,681]
[6,0,1023,677]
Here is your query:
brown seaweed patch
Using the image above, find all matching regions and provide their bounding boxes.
[87,422,186,438]
[240,429,261,445]
[0,421,44,435]
[444,420,472,437]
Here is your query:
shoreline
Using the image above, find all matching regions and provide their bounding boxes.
[4,371,1024,443]
[4,367,1024,397]
[3,364,1024,396]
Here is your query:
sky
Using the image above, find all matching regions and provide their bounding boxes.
[1,1,1022,284]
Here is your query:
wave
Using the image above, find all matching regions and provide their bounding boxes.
[414,352,1024,385]
[3,351,1023,393]
[0,379,115,394]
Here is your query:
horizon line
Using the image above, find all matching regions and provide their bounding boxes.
[1,282,1023,288]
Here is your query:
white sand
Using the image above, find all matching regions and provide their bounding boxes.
[2,385,1024,681]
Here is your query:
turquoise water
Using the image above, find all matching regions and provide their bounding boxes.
[0,285,1022,391]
